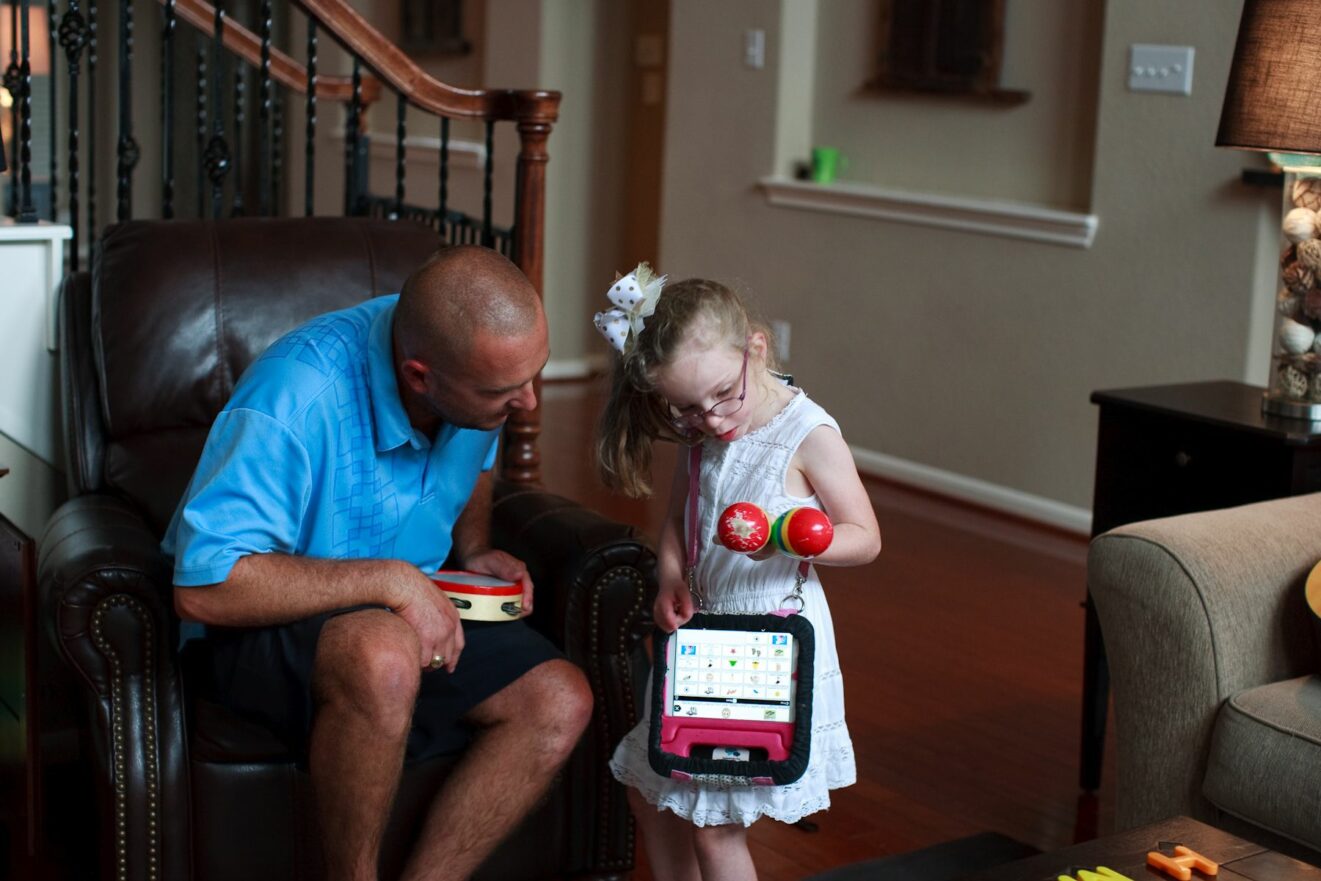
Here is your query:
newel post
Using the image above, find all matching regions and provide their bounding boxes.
[502,92,558,484]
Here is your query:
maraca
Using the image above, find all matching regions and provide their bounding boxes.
[717,502,771,553]
[771,507,833,559]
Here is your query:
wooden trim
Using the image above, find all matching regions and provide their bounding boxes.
[850,444,1093,535]
[500,117,554,483]
[293,0,561,124]
[862,79,1031,106]
[168,0,381,105]
[759,177,1098,249]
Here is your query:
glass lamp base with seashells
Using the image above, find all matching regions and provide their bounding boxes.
[1269,168,1321,419]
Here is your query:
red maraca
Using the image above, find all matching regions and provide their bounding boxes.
[717,502,771,553]
[771,507,833,559]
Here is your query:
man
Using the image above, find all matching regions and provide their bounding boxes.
[163,245,592,881]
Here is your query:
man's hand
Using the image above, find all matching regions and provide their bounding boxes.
[464,548,534,618]
[653,577,695,633]
[389,563,465,673]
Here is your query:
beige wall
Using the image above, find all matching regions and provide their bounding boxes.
[535,0,630,374]
[657,0,1273,515]
[811,0,1103,209]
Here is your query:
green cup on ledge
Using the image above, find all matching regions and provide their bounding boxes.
[810,146,844,184]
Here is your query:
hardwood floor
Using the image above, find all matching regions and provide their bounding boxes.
[537,382,1116,880]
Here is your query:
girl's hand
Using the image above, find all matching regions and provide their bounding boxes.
[653,578,695,632]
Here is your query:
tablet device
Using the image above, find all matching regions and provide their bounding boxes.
[649,611,814,786]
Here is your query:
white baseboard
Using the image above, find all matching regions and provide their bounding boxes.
[850,446,1093,536]
[542,354,607,381]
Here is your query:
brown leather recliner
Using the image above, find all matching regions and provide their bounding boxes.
[36,218,654,881]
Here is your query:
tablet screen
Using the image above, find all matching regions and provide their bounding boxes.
[666,628,796,723]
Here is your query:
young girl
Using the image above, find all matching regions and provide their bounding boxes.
[595,267,882,880]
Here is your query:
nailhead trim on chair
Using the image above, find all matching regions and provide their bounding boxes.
[587,565,647,871]
[91,594,162,881]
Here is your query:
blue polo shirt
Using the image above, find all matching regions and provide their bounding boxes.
[162,294,499,587]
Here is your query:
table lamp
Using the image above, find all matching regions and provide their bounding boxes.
[1218,0,1321,419]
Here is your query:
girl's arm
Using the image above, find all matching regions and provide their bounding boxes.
[793,426,882,567]
[653,448,697,631]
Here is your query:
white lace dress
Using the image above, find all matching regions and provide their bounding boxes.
[609,389,857,827]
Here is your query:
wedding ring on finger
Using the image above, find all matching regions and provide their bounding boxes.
[429,654,446,670]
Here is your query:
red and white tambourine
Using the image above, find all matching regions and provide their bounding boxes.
[430,570,523,621]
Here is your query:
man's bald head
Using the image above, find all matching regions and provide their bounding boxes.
[395,245,543,369]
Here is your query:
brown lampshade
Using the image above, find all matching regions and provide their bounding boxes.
[1218,0,1321,155]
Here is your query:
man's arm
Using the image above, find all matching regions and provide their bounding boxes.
[174,555,464,670]
[175,554,420,626]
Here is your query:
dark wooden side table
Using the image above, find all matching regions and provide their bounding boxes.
[1081,381,1321,791]
[964,816,1319,881]
[0,466,37,881]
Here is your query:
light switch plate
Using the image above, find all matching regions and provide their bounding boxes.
[1128,44,1194,95]
[744,29,765,69]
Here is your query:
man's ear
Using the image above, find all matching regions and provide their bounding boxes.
[400,358,431,395]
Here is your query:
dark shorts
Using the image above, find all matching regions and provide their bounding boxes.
[195,607,562,765]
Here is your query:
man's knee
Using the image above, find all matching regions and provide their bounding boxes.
[485,659,592,752]
[313,611,421,730]
[534,660,593,746]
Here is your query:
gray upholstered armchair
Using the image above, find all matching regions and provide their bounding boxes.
[1088,493,1321,860]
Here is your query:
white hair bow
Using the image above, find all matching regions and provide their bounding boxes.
[593,263,666,354]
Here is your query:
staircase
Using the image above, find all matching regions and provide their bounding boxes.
[1,0,559,481]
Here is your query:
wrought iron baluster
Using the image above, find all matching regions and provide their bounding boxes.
[392,91,404,218]
[161,0,175,217]
[343,55,360,215]
[302,18,314,215]
[194,33,205,215]
[271,86,282,213]
[60,0,87,266]
[85,0,95,234]
[231,61,244,215]
[5,1,19,218]
[205,1,230,218]
[257,0,270,214]
[47,0,56,219]
[302,18,314,213]
[18,0,37,222]
[438,115,448,232]
[481,120,493,247]
[115,0,138,221]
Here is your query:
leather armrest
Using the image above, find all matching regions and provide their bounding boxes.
[489,480,655,876]
[37,493,191,881]
[58,270,106,496]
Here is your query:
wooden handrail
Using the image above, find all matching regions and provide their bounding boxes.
[294,0,560,125]
[169,0,381,105]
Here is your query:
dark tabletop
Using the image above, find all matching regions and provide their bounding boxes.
[962,817,1319,881]
[1091,381,1321,446]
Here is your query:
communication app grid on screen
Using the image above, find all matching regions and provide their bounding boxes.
[666,629,796,723]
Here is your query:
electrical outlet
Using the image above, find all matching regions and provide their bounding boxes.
[1128,44,1194,95]
[770,319,791,363]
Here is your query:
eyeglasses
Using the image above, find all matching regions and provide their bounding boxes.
[667,348,749,432]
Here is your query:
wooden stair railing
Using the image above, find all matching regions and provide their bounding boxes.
[5,0,561,482]
[169,0,379,105]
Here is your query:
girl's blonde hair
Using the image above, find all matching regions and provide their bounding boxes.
[596,277,772,498]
